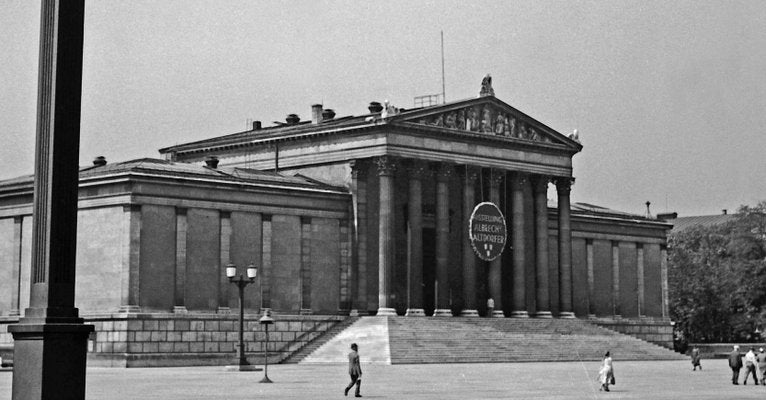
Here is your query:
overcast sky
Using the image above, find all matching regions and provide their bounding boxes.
[2,1,765,217]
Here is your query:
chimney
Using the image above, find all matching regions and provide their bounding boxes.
[368,101,383,113]
[204,156,219,169]
[322,108,336,121]
[311,104,323,124]
[722,209,728,215]
[92,156,107,166]
[286,114,300,124]
[252,120,262,130]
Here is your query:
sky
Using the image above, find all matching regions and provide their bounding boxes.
[2,1,765,217]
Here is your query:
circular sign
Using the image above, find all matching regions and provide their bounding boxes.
[469,202,507,261]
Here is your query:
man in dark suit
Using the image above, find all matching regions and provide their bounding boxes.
[729,345,743,385]
[344,343,362,397]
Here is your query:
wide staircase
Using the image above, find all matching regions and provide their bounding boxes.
[295,316,684,364]
[387,317,684,363]
[281,317,360,364]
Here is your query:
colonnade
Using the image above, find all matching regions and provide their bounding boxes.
[352,156,575,318]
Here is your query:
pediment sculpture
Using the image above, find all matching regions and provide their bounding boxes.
[412,103,553,143]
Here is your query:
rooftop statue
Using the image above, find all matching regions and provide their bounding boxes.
[479,74,495,97]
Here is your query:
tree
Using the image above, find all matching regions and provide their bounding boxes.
[668,202,766,346]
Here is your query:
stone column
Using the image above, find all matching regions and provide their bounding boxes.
[533,176,552,318]
[586,240,596,318]
[555,177,575,318]
[434,163,453,317]
[660,245,669,320]
[10,216,23,316]
[261,214,272,313]
[118,205,141,313]
[350,160,368,316]
[376,156,397,316]
[300,216,313,315]
[637,244,645,317]
[339,219,352,313]
[460,166,480,317]
[173,207,188,314]
[510,173,529,318]
[217,211,232,313]
[8,2,94,399]
[611,241,621,318]
[406,161,427,316]
[488,170,505,317]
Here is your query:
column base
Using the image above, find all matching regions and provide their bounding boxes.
[559,311,576,319]
[534,311,553,318]
[9,322,94,399]
[299,308,313,315]
[224,364,263,372]
[376,307,397,316]
[260,308,273,316]
[491,310,505,318]
[588,314,597,319]
[217,307,232,314]
[349,309,370,317]
[510,311,529,318]
[118,305,141,313]
[460,309,479,317]
[8,309,20,317]
[172,306,188,314]
[433,308,452,317]
[405,308,426,317]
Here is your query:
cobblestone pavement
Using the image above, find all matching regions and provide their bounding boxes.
[2,359,766,399]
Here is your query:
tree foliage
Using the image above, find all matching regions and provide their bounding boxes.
[669,201,766,346]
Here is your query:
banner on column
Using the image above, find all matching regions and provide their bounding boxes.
[468,202,507,261]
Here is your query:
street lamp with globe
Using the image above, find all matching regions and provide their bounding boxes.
[226,262,258,371]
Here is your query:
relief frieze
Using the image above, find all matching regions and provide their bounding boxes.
[415,104,552,143]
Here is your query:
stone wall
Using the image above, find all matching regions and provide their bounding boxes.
[593,318,674,349]
[1,314,344,367]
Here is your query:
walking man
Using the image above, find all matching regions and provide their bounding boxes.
[743,347,759,385]
[729,345,743,385]
[345,343,362,397]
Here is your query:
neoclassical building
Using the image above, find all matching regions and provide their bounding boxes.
[158,83,670,322]
[0,80,674,366]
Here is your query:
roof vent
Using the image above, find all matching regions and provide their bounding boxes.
[286,114,300,124]
[204,156,219,169]
[722,209,728,215]
[322,108,336,121]
[645,201,653,219]
[252,120,262,130]
[92,156,107,166]
[368,101,383,113]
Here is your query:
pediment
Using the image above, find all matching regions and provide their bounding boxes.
[394,97,581,151]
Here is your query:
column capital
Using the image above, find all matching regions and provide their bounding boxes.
[489,169,505,187]
[510,172,528,189]
[375,156,397,176]
[407,160,430,180]
[532,175,550,194]
[554,177,574,194]
[460,165,480,182]
[435,163,454,181]
[350,159,369,179]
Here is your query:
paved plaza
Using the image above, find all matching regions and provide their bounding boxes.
[2,359,766,399]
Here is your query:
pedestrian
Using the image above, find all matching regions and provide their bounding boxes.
[743,347,759,385]
[344,343,362,397]
[690,346,701,371]
[729,345,743,385]
[757,348,766,385]
[486,297,495,317]
[598,351,614,392]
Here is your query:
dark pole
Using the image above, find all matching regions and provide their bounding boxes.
[8,1,94,399]
[260,323,272,383]
[237,278,248,368]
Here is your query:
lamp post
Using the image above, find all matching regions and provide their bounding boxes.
[226,262,258,371]
[259,313,275,383]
